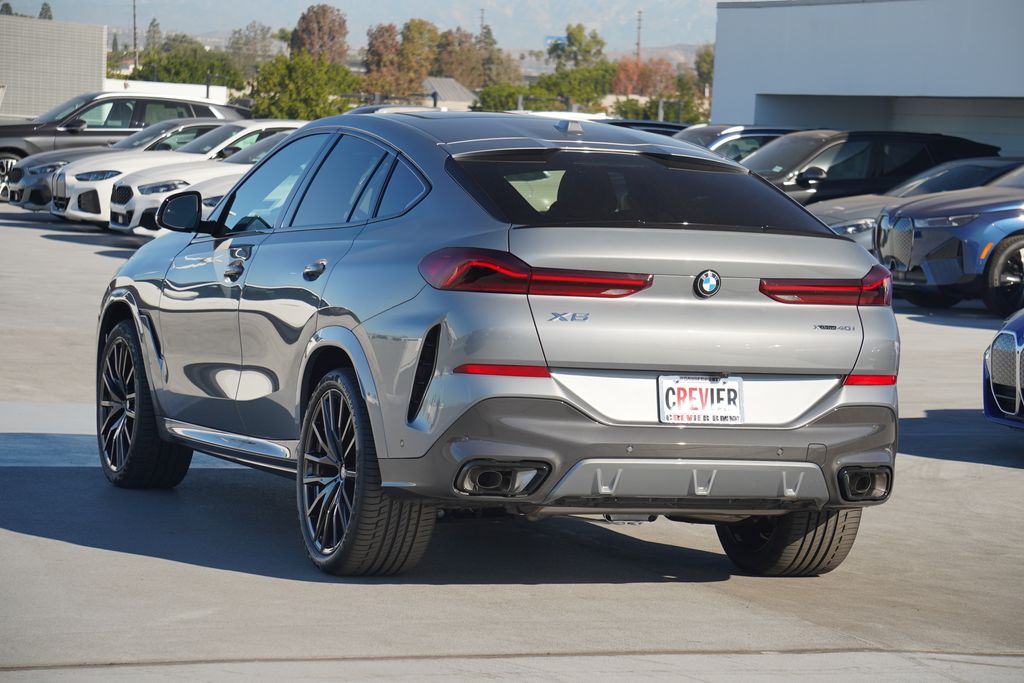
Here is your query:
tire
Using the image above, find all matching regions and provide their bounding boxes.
[0,151,23,203]
[716,509,861,577]
[297,368,435,576]
[983,235,1024,317]
[97,320,192,488]
[900,290,960,309]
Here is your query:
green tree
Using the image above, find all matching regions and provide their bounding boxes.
[38,1,51,19]
[694,43,714,97]
[534,61,615,111]
[276,27,292,46]
[398,18,438,95]
[132,35,243,89]
[228,21,275,82]
[144,18,162,51]
[364,23,402,95]
[476,82,559,112]
[0,3,13,16]
[434,27,484,89]
[675,65,707,122]
[111,34,119,53]
[290,4,348,65]
[477,24,521,86]
[547,23,606,72]
[251,51,360,118]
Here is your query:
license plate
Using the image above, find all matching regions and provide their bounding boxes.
[658,375,743,425]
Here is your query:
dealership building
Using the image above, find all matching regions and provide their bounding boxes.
[711,0,1024,154]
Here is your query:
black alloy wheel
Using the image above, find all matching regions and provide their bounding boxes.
[984,236,1024,317]
[99,336,137,472]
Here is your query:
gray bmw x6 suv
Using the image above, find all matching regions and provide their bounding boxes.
[95,113,899,577]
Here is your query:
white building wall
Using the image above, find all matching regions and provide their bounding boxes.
[712,0,1024,152]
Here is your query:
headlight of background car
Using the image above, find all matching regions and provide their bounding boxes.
[138,180,189,195]
[830,218,876,235]
[27,161,68,176]
[74,170,121,181]
[201,195,223,207]
[912,214,978,229]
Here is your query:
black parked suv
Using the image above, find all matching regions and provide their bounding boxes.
[741,130,1000,205]
[0,92,243,201]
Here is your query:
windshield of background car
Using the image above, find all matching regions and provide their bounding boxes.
[454,150,830,234]
[176,124,243,154]
[672,126,722,147]
[225,132,291,165]
[33,93,94,123]
[991,166,1024,189]
[741,135,830,175]
[110,121,179,150]
[887,162,1013,197]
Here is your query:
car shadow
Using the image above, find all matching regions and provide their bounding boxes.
[0,211,101,231]
[42,232,144,249]
[0,465,733,585]
[899,409,1022,468]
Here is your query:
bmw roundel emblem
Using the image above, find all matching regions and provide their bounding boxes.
[694,269,721,298]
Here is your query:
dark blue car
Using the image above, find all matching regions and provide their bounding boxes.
[985,311,1024,428]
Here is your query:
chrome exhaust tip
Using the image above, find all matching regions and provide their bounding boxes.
[838,466,892,502]
[455,460,550,497]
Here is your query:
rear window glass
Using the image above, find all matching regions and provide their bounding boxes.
[452,150,830,235]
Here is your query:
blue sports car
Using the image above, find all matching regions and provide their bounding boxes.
[984,311,1024,428]
[876,166,1024,316]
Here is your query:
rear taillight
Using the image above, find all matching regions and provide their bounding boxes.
[759,264,892,306]
[419,248,652,298]
[454,364,551,378]
[843,374,897,386]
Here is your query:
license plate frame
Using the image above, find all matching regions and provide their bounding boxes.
[658,375,744,425]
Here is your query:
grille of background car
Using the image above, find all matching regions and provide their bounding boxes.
[111,186,133,205]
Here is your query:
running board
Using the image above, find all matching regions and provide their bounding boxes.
[163,419,297,474]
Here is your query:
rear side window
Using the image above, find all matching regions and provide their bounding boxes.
[880,141,933,178]
[291,135,388,227]
[453,150,830,235]
[192,105,215,117]
[141,100,191,124]
[376,160,427,218]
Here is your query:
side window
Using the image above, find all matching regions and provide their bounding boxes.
[221,134,328,234]
[76,99,136,128]
[804,140,872,180]
[159,125,216,149]
[377,159,427,218]
[350,157,394,222]
[291,135,388,227]
[715,137,762,162]
[880,141,933,178]
[227,130,264,151]
[191,104,215,117]
[140,100,192,125]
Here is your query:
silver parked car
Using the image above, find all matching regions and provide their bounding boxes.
[95,113,899,577]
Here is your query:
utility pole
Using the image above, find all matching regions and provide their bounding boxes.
[132,0,138,69]
[635,9,642,63]
[480,7,485,31]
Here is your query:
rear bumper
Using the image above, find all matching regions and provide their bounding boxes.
[378,397,897,513]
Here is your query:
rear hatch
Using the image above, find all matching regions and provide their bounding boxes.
[454,148,883,426]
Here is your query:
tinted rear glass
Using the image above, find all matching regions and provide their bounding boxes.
[453,150,830,235]
[888,162,1015,197]
[672,126,723,147]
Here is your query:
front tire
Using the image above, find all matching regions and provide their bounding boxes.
[297,369,435,576]
[716,509,861,576]
[97,320,192,488]
[983,235,1024,317]
[0,151,22,203]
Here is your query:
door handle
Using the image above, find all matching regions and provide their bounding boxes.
[303,260,327,281]
[230,245,253,260]
[224,259,245,281]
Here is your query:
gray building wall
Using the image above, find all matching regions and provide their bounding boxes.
[0,15,106,120]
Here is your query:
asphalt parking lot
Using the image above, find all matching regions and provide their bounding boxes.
[1,205,1023,680]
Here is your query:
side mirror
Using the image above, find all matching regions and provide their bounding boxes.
[216,145,241,159]
[62,119,87,134]
[157,191,215,234]
[152,142,172,151]
[796,166,827,187]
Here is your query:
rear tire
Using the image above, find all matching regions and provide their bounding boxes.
[716,509,861,576]
[297,368,435,576]
[900,290,960,309]
[97,320,192,488]
[983,235,1024,317]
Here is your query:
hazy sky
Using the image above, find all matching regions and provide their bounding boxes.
[19,0,719,50]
